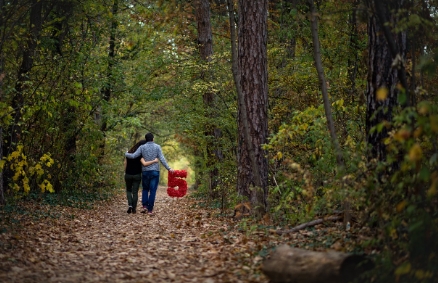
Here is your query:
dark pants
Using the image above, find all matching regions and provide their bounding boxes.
[141,171,160,212]
[124,173,142,209]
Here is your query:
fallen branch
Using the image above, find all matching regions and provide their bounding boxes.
[276,216,341,235]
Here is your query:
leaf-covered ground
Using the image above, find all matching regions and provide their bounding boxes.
[0,188,368,283]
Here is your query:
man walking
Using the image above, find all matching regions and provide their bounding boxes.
[125,133,173,215]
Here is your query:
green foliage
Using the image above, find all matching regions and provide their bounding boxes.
[265,97,368,224]
[0,0,120,202]
[0,4,436,283]
[364,101,438,283]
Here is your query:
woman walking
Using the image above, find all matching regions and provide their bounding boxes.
[124,140,158,213]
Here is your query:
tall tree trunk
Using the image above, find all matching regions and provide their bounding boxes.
[99,0,118,162]
[366,0,407,161]
[197,0,223,199]
[0,0,4,204]
[0,126,3,205]
[237,0,269,218]
[0,71,3,205]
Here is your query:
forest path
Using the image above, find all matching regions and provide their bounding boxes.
[0,188,270,283]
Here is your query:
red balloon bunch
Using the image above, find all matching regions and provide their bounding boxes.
[167,170,188,198]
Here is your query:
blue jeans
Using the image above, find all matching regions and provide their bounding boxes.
[141,170,160,212]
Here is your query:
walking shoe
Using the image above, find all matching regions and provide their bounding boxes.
[141,207,147,213]
[127,206,132,214]
[148,211,155,216]
[132,208,136,214]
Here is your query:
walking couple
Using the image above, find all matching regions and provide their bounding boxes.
[123,133,173,216]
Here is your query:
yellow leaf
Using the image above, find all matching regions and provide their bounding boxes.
[413,127,423,138]
[394,129,411,142]
[418,103,430,115]
[396,200,407,212]
[389,228,398,240]
[39,183,46,191]
[12,171,20,181]
[376,87,388,101]
[396,83,404,90]
[9,151,20,160]
[409,143,423,162]
[427,178,437,198]
[430,115,438,133]
[395,262,411,275]
[46,182,54,193]
[415,269,433,279]
[23,182,30,193]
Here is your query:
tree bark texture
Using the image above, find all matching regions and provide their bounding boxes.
[237,0,269,216]
[0,73,3,204]
[197,0,223,198]
[366,0,407,161]
[0,126,3,205]
[262,245,374,283]
[0,0,4,203]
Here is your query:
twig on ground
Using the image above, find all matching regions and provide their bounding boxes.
[276,216,341,235]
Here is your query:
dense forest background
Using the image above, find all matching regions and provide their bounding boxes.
[1,0,437,282]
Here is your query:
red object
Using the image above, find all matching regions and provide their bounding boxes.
[167,170,188,198]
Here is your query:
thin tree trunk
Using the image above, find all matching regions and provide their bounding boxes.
[308,0,348,227]
[0,74,3,204]
[0,0,4,204]
[228,0,255,196]
[410,40,416,106]
[0,127,3,205]
[237,0,269,218]
[282,0,299,61]
[308,0,344,168]
[99,0,118,162]
[348,0,359,102]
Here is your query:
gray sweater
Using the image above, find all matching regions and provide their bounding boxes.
[125,142,172,172]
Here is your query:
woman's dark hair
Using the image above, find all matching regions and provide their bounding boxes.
[128,140,146,153]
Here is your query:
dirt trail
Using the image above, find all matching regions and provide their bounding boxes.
[0,188,270,283]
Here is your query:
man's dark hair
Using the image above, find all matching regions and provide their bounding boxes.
[145,133,154,142]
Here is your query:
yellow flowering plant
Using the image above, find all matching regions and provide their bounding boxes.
[3,144,55,195]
